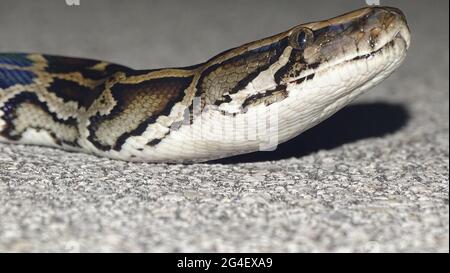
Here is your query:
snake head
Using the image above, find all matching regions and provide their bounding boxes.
[204,7,410,116]
[275,6,411,86]
[188,6,411,162]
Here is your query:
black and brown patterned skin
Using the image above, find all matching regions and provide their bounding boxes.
[0,7,410,162]
[0,30,292,153]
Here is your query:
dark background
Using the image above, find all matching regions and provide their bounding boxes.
[0,0,448,252]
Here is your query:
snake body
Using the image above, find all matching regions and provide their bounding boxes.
[0,7,410,163]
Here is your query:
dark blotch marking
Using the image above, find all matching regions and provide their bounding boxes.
[0,91,79,146]
[47,78,103,108]
[147,138,162,146]
[307,62,320,70]
[87,76,193,151]
[195,38,289,109]
[213,94,232,106]
[241,85,288,110]
[43,55,129,79]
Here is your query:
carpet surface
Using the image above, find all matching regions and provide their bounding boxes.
[0,0,448,252]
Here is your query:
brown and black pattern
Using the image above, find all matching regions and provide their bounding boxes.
[40,54,131,109]
[87,75,194,151]
[43,55,130,80]
[46,78,104,109]
[241,85,289,111]
[0,92,79,146]
[195,38,289,110]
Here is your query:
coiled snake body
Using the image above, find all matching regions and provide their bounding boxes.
[0,7,410,163]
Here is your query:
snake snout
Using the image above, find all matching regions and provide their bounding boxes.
[380,7,410,46]
[361,6,411,52]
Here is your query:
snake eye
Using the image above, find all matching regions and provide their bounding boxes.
[290,27,314,50]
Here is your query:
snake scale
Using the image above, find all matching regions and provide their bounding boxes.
[0,7,410,163]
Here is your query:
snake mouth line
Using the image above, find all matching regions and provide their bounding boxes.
[352,31,408,61]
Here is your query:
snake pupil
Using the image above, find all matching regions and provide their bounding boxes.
[297,31,307,47]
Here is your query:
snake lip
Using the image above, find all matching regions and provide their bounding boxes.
[354,27,410,62]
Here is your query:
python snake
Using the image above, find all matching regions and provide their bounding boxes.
[0,7,410,163]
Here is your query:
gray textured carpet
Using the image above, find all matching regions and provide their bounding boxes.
[0,0,448,252]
